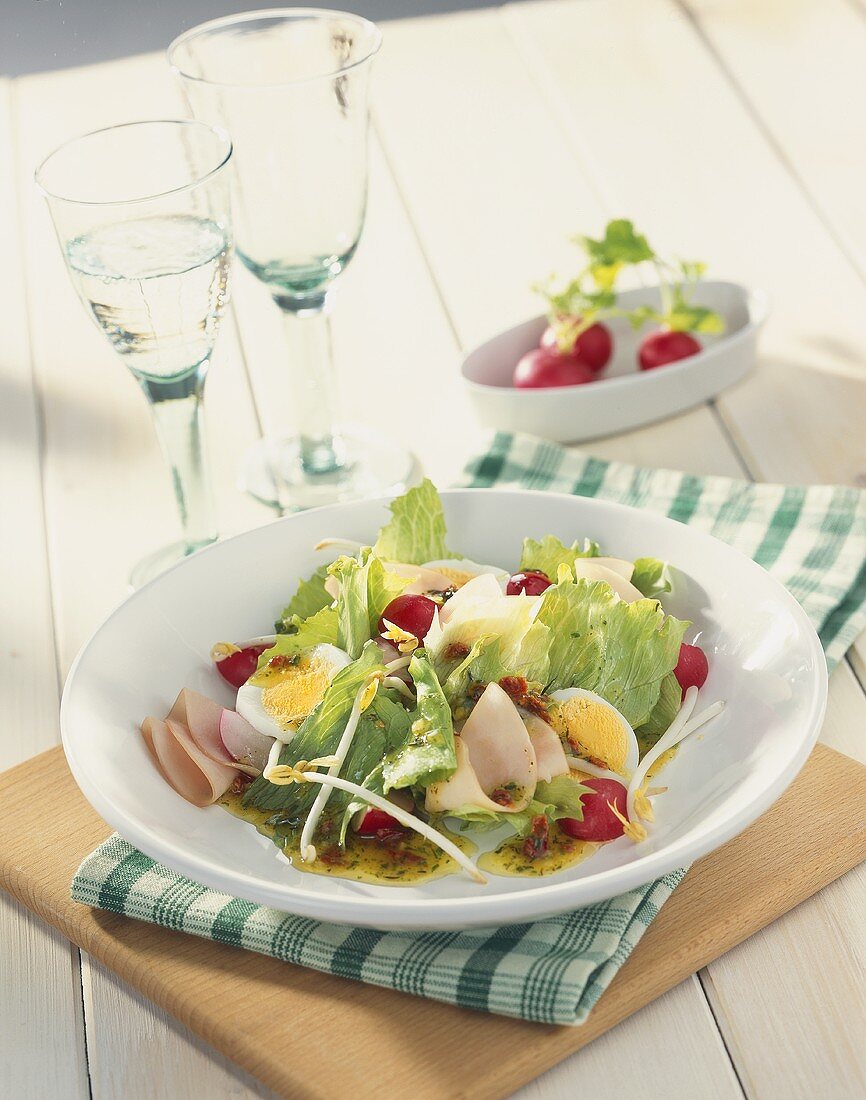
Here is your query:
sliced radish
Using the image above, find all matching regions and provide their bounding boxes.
[219,709,274,775]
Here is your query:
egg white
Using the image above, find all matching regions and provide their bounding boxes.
[236,643,352,742]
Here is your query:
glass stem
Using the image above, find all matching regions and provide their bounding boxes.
[277,295,344,475]
[139,362,218,553]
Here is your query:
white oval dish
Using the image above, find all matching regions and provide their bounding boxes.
[461,280,768,442]
[61,489,825,931]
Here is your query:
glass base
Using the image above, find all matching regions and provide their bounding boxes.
[128,537,217,589]
[240,424,420,511]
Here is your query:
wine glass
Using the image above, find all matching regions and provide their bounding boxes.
[35,120,234,588]
[168,8,416,510]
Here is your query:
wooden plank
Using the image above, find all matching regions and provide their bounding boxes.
[11,52,270,1100]
[373,10,747,481]
[696,657,866,1098]
[516,975,742,1100]
[505,0,866,486]
[678,0,866,756]
[1,743,862,1100]
[682,0,866,280]
[502,3,866,1093]
[0,76,90,1099]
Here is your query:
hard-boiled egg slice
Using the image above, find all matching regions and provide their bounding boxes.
[422,558,510,591]
[548,687,639,777]
[236,644,352,742]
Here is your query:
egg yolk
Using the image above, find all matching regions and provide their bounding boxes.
[550,696,629,774]
[260,656,332,727]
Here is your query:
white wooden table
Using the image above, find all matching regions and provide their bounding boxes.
[4,1,866,1095]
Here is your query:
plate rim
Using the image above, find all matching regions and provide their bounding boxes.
[60,487,828,930]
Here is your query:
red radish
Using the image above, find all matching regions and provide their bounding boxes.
[674,642,709,697]
[541,321,612,373]
[506,570,552,596]
[219,709,274,774]
[357,807,404,836]
[378,593,437,642]
[559,777,630,842]
[213,644,269,689]
[638,329,702,370]
[513,347,595,389]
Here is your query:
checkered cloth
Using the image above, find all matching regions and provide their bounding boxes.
[72,432,866,1026]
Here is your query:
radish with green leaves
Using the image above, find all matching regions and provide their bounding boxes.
[519,219,724,387]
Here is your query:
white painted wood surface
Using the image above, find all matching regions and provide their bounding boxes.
[2,2,866,1095]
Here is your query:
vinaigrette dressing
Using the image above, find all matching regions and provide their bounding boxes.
[219,741,677,884]
[219,791,474,886]
[479,827,599,877]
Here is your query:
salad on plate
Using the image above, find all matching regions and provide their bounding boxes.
[141,481,724,886]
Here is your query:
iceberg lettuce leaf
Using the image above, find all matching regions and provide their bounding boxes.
[470,620,551,688]
[519,534,600,577]
[256,605,340,671]
[537,577,688,727]
[372,479,453,564]
[328,550,412,659]
[636,670,681,755]
[631,557,672,599]
[276,565,332,631]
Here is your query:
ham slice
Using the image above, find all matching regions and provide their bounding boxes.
[142,715,239,807]
[168,688,236,768]
[425,737,509,815]
[459,683,538,811]
[521,710,569,782]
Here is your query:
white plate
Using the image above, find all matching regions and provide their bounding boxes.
[61,490,825,931]
[461,281,768,442]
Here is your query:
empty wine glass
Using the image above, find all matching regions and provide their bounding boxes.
[169,8,416,510]
[36,120,234,587]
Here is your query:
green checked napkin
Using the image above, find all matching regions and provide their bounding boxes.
[72,431,866,1026]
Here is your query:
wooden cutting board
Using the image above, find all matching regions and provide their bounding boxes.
[2,743,866,1099]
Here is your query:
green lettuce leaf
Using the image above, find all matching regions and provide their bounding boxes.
[328,550,411,659]
[372,479,453,564]
[636,671,681,756]
[535,775,593,821]
[470,620,551,687]
[381,651,457,791]
[242,643,384,813]
[275,565,332,631]
[440,635,496,707]
[336,694,418,844]
[255,605,339,672]
[428,587,549,687]
[537,577,688,727]
[631,557,672,599]
[519,534,600,577]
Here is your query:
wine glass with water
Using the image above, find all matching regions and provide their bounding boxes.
[169,8,415,510]
[36,120,233,587]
